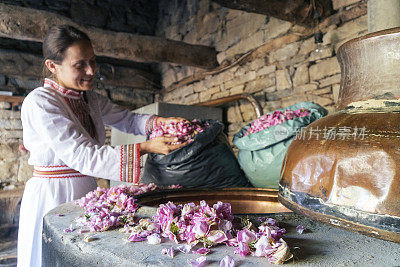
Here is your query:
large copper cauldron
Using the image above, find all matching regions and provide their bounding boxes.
[279,28,400,243]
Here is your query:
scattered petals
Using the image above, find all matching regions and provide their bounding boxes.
[75,183,179,233]
[192,247,210,255]
[177,244,192,254]
[207,230,228,244]
[128,234,146,242]
[237,229,257,244]
[220,255,235,267]
[269,239,293,264]
[296,225,305,234]
[187,256,207,267]
[234,242,251,257]
[147,233,162,245]
[77,228,89,234]
[64,224,75,233]
[161,247,175,258]
[75,184,294,265]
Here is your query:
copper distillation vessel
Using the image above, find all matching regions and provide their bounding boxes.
[279,27,400,243]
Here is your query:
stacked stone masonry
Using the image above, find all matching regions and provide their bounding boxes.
[158,0,367,142]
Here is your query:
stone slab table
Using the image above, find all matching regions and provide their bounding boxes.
[43,202,400,266]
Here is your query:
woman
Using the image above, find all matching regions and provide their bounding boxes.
[17,25,186,267]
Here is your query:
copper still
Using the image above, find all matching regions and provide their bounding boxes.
[278,28,400,243]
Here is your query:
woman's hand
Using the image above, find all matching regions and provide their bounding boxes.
[156,116,189,126]
[141,136,187,155]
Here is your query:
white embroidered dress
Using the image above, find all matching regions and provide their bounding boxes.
[17,79,152,267]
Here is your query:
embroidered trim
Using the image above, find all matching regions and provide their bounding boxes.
[120,146,125,182]
[33,165,86,179]
[127,144,134,183]
[35,165,68,168]
[119,143,141,184]
[64,96,97,139]
[134,143,141,184]
[44,78,82,99]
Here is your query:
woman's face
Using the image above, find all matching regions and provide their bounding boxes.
[52,40,96,91]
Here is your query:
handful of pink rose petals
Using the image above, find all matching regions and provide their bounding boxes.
[149,119,209,144]
[245,108,310,136]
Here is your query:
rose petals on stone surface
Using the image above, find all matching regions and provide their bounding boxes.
[206,230,228,244]
[234,242,251,257]
[237,228,257,244]
[64,224,75,233]
[161,247,175,258]
[296,225,305,234]
[269,239,293,264]
[253,235,271,257]
[177,244,193,254]
[75,183,179,233]
[128,234,146,242]
[220,255,235,267]
[193,221,210,238]
[147,233,162,245]
[192,247,210,255]
[76,188,294,265]
[218,219,232,232]
[188,256,207,267]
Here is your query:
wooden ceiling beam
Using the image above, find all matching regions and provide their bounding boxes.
[0,3,219,69]
[0,49,159,91]
[212,0,334,27]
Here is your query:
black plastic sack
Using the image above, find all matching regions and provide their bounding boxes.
[142,120,250,188]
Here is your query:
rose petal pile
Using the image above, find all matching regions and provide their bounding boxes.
[122,200,293,264]
[149,119,209,144]
[74,186,294,265]
[245,108,310,136]
[75,183,180,232]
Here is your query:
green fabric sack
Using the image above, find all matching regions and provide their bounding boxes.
[232,101,328,188]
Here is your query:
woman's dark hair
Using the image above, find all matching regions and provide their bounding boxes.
[42,25,91,79]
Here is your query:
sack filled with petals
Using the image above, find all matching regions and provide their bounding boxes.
[233,101,327,188]
[143,119,250,188]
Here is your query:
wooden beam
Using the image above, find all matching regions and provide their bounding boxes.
[0,3,219,69]
[212,0,334,27]
[0,49,159,91]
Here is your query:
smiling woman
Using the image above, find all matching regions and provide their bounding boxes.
[46,41,96,91]
[16,25,188,267]
[42,26,96,91]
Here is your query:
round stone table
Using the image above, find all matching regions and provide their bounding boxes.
[42,202,400,266]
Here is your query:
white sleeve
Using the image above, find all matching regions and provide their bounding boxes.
[94,93,152,136]
[24,93,134,182]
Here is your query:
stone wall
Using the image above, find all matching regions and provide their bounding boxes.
[0,102,31,189]
[158,0,368,141]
